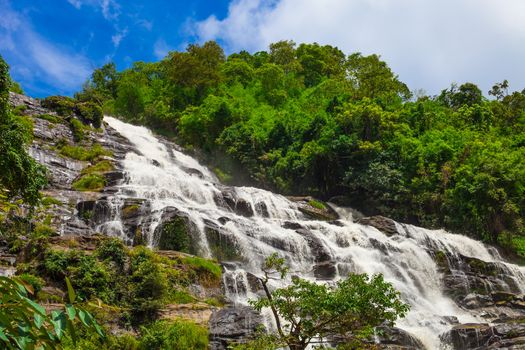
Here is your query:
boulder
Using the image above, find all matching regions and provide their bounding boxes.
[235,198,254,217]
[208,306,265,350]
[313,261,337,279]
[288,196,339,221]
[357,216,399,236]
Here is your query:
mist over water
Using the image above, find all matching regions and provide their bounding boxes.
[103,116,525,349]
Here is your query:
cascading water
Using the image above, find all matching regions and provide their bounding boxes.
[101,116,525,349]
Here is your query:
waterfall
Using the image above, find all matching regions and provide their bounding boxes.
[102,116,525,349]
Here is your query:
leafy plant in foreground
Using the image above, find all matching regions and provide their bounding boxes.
[0,276,104,349]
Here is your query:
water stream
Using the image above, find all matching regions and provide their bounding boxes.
[102,116,525,349]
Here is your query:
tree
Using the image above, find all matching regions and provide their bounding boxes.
[0,276,104,349]
[250,254,409,350]
[0,55,47,206]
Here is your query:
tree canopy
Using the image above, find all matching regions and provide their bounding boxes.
[75,40,525,259]
[246,254,409,350]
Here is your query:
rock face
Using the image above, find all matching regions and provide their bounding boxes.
[288,196,339,221]
[357,215,399,236]
[208,306,265,350]
[442,322,525,349]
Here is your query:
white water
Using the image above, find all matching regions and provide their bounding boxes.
[103,116,525,349]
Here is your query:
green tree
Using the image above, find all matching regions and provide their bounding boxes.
[250,254,409,350]
[0,55,47,206]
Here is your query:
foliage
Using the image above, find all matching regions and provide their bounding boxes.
[72,174,106,191]
[138,320,208,350]
[0,276,104,349]
[59,143,111,161]
[73,40,525,256]
[0,55,47,206]
[250,254,409,350]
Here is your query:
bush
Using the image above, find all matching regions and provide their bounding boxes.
[37,113,61,123]
[96,237,127,269]
[72,173,106,191]
[129,248,168,321]
[139,320,208,350]
[59,143,111,161]
[41,96,76,116]
[76,101,103,128]
[81,160,114,175]
[70,118,85,142]
[158,217,191,253]
[17,273,45,294]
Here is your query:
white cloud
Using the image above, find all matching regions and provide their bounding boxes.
[153,38,172,59]
[111,27,128,47]
[0,1,92,93]
[65,0,120,20]
[190,0,525,94]
[66,0,82,9]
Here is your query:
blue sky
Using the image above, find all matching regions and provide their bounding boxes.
[1,0,525,98]
[0,0,230,96]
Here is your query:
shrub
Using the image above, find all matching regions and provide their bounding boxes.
[129,247,168,322]
[41,195,62,206]
[70,118,85,141]
[37,113,61,123]
[139,320,208,350]
[17,273,45,294]
[96,237,127,269]
[81,160,114,175]
[72,173,106,191]
[76,101,103,128]
[158,217,191,253]
[41,95,76,116]
[59,143,111,161]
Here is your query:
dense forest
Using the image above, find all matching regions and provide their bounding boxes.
[70,40,525,259]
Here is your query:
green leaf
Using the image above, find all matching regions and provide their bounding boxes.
[78,310,92,327]
[65,277,76,304]
[0,327,8,342]
[51,312,67,340]
[25,297,46,316]
[65,304,76,321]
[33,313,44,329]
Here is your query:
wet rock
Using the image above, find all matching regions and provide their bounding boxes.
[151,159,161,167]
[282,221,304,230]
[443,322,525,349]
[103,171,124,187]
[154,208,198,254]
[208,306,265,350]
[246,272,263,293]
[206,226,244,262]
[357,216,399,236]
[492,291,516,303]
[375,326,425,350]
[313,261,337,279]
[442,323,493,349]
[461,293,493,309]
[296,228,331,263]
[288,196,338,221]
[235,199,254,217]
[218,216,231,225]
[183,167,204,178]
[254,201,269,218]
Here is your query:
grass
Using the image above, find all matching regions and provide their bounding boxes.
[80,160,114,175]
[59,143,111,162]
[181,255,222,280]
[41,196,62,207]
[37,113,61,124]
[72,174,106,191]
[308,199,327,210]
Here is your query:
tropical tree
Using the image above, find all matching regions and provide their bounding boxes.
[249,254,409,350]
